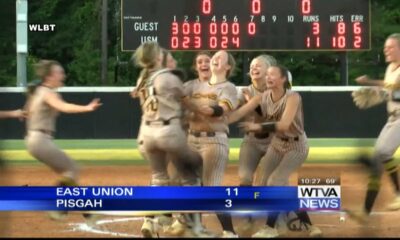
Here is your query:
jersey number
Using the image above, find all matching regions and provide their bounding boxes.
[146,98,159,112]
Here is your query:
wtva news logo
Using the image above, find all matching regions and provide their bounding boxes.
[298,185,341,210]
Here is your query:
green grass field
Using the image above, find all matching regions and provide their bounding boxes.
[1,138,389,165]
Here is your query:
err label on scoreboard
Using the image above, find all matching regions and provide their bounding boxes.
[298,176,341,211]
[121,0,370,51]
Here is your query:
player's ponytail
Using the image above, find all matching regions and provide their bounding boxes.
[275,64,291,90]
[133,41,161,82]
[226,52,236,78]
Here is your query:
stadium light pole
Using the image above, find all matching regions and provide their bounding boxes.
[340,52,349,85]
[101,0,108,85]
[16,0,28,87]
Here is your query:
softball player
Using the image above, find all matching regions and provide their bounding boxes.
[24,60,102,221]
[238,54,277,187]
[133,42,207,238]
[347,33,400,222]
[190,51,212,83]
[234,54,276,234]
[164,51,212,236]
[172,50,239,238]
[228,64,322,238]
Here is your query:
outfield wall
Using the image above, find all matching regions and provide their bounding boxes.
[0,86,387,139]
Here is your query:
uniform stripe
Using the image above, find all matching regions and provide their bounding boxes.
[219,99,234,110]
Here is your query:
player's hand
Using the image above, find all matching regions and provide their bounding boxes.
[86,98,102,112]
[130,89,138,98]
[355,75,370,85]
[198,105,214,116]
[238,122,261,132]
[12,109,26,120]
[242,88,252,102]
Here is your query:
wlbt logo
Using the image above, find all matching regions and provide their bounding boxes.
[29,24,56,32]
[298,186,340,210]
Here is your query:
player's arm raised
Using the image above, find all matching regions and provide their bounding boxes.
[44,91,102,113]
[239,93,299,132]
[226,94,262,124]
[355,75,384,87]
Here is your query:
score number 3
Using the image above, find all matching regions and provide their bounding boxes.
[225,187,238,208]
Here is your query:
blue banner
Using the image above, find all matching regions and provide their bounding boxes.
[0,186,339,211]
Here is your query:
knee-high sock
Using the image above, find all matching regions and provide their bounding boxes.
[364,175,381,213]
[384,159,400,194]
[266,212,279,228]
[295,211,312,225]
[217,213,235,233]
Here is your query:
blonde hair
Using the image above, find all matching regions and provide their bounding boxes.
[226,52,236,78]
[34,60,61,80]
[161,48,172,68]
[133,41,161,81]
[388,33,400,47]
[255,54,277,68]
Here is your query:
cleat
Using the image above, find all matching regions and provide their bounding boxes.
[306,225,323,238]
[48,211,68,221]
[252,226,279,238]
[345,209,368,224]
[82,213,101,227]
[184,227,215,238]
[236,218,255,236]
[141,217,157,238]
[276,212,289,236]
[164,219,186,236]
[222,230,239,238]
[155,215,173,233]
[387,196,400,211]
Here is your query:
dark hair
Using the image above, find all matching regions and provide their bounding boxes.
[274,64,291,89]
[192,51,212,74]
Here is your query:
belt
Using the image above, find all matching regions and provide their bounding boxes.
[145,118,179,126]
[31,129,54,136]
[246,132,270,139]
[189,130,216,137]
[279,136,299,142]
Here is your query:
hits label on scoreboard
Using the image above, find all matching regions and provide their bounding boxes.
[297,176,341,211]
[121,0,370,51]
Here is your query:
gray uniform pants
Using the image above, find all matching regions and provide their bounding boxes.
[373,116,400,176]
[255,134,308,186]
[138,120,181,185]
[25,131,79,181]
[188,132,229,186]
[141,120,201,186]
[239,133,271,186]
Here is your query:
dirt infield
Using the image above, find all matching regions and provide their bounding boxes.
[1,164,400,238]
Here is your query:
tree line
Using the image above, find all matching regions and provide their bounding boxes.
[0,0,399,87]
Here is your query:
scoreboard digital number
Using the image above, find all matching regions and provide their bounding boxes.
[121,0,370,51]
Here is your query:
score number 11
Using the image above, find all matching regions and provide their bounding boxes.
[225,187,238,208]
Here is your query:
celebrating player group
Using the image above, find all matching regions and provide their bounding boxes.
[3,32,400,238]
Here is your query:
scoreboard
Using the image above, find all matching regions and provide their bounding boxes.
[121,0,370,51]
